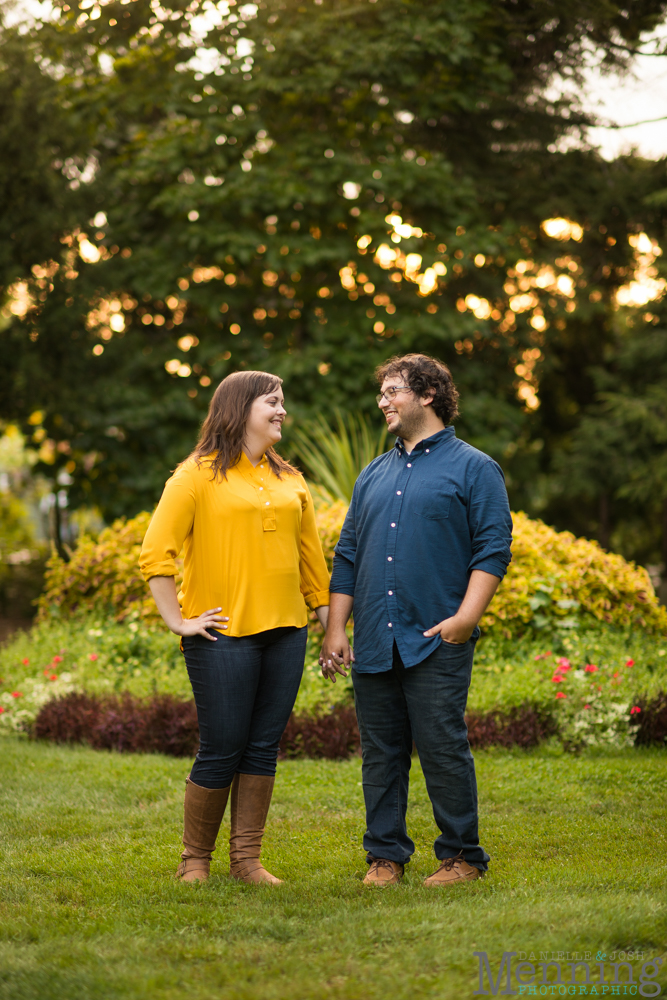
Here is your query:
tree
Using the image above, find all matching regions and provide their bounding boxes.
[2,0,667,540]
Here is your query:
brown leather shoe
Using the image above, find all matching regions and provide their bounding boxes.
[176,777,230,883]
[229,773,282,884]
[423,851,484,886]
[363,859,404,886]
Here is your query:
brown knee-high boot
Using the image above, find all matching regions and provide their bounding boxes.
[176,776,231,882]
[229,773,282,884]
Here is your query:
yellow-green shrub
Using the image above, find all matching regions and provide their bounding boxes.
[37,513,179,624]
[38,504,667,637]
[481,511,667,637]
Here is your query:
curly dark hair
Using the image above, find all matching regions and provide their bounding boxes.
[375,353,460,425]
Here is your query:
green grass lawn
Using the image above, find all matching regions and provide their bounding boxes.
[1,737,666,1000]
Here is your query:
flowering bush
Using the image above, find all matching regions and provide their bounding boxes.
[0,668,78,733]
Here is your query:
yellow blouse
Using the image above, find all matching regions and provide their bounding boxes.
[139,453,330,636]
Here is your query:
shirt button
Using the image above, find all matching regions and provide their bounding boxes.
[425,449,430,454]
[387,556,392,561]
[396,490,402,495]
[259,487,263,491]
[391,522,396,527]
[265,501,270,506]
[407,463,412,468]
[388,590,393,596]
[388,622,392,628]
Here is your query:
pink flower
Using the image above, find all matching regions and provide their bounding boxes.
[626,659,635,667]
[630,706,641,715]
[557,657,571,669]
[551,674,565,683]
[89,654,98,662]
[22,658,29,666]
[584,664,598,673]
[11,691,23,698]
[52,655,63,664]
[555,691,567,699]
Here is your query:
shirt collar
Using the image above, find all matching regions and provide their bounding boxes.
[237,451,268,472]
[394,425,455,455]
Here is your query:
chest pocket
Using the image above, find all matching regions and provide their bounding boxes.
[413,482,455,520]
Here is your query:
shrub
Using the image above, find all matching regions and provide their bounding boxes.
[36,512,176,624]
[466,704,558,749]
[279,704,360,759]
[631,692,667,746]
[482,511,667,638]
[34,692,199,757]
[36,505,667,640]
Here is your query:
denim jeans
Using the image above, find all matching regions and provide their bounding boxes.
[352,638,489,871]
[182,625,307,789]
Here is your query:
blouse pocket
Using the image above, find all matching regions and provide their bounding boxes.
[413,482,455,520]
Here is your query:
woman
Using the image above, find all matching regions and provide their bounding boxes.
[140,371,330,884]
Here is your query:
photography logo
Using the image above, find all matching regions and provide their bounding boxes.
[472,950,663,996]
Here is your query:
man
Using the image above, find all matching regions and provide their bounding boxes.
[320,353,512,887]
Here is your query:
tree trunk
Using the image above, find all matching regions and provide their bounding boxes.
[52,492,70,563]
[598,492,611,551]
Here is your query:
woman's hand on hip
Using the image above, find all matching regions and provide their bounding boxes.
[174,607,229,640]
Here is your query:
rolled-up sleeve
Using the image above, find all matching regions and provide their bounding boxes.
[330,490,358,596]
[298,482,331,609]
[139,465,196,581]
[467,460,513,579]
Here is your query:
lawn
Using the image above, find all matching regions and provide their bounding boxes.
[1,737,666,1000]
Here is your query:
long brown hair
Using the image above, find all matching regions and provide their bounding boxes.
[189,370,299,480]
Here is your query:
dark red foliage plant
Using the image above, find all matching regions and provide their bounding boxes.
[34,693,560,760]
[34,692,199,757]
[630,692,667,746]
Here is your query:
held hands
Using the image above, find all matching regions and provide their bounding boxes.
[173,607,229,641]
[423,614,474,645]
[319,630,355,683]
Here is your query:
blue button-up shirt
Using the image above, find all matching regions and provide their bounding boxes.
[330,426,512,673]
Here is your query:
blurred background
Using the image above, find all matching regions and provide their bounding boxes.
[4,0,667,631]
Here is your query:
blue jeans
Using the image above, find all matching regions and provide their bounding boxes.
[182,625,307,789]
[352,638,489,871]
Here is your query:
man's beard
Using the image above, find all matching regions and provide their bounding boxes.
[391,402,427,441]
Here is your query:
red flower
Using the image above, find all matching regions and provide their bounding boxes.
[0,707,4,714]
[584,704,591,709]
[557,657,571,669]
[43,669,51,677]
[551,674,565,683]
[555,691,567,699]
[11,691,23,698]
[584,664,598,673]
[626,659,635,667]
[89,654,98,662]
[52,655,63,664]
[630,706,641,715]
[613,672,620,679]
[21,658,29,666]
[534,651,553,660]
[49,674,58,681]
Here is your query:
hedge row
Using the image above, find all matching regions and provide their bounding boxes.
[32,691,667,758]
[37,505,667,640]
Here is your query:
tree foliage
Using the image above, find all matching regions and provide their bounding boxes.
[2,0,667,562]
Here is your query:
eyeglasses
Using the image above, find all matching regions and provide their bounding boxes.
[376,385,412,404]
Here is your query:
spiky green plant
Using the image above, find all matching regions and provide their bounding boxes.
[292,410,389,503]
